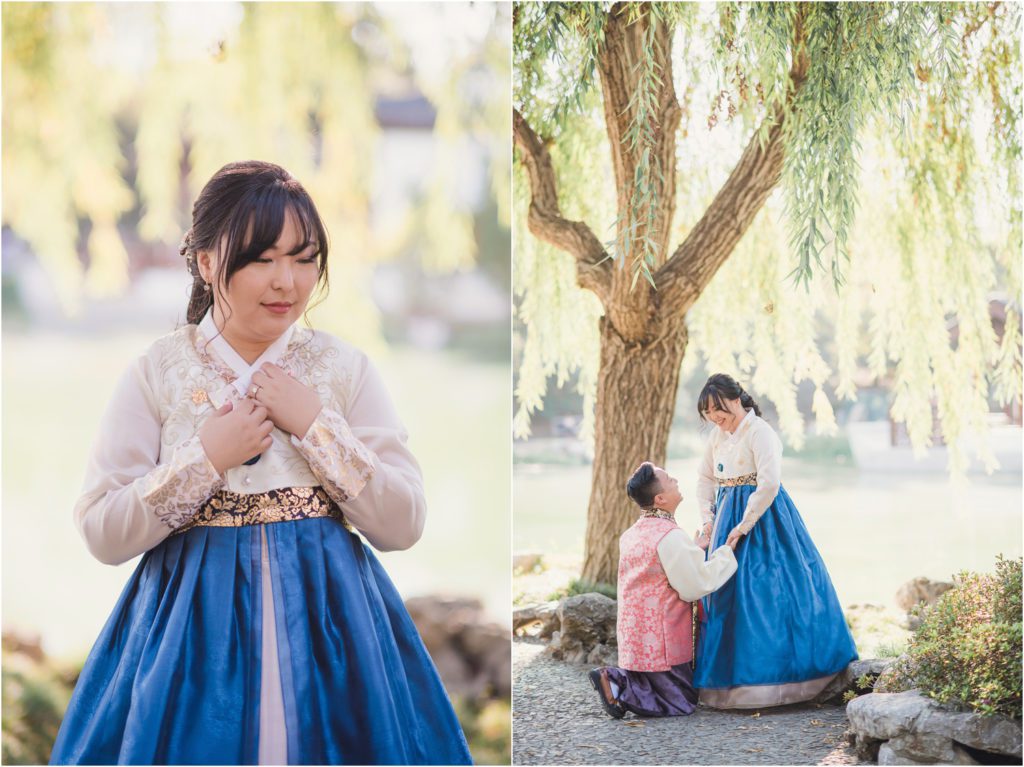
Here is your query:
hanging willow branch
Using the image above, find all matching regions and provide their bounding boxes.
[513,108,613,303]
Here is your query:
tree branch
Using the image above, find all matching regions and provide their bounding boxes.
[514,108,612,303]
[655,5,810,317]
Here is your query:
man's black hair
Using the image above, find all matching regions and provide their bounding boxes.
[626,462,661,511]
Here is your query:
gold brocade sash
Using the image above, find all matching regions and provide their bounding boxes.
[716,472,758,487]
[173,486,353,535]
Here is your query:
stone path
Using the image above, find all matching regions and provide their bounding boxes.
[513,639,864,765]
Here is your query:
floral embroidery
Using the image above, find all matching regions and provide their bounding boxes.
[279,328,353,414]
[292,408,375,504]
[173,486,352,535]
[617,518,693,672]
[145,324,366,502]
[140,436,224,530]
[717,472,757,487]
[192,326,239,386]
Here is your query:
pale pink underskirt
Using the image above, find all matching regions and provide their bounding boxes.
[698,672,838,709]
[258,528,288,764]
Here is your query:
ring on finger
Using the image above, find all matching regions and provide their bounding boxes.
[249,384,261,397]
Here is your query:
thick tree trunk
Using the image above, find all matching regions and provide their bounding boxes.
[514,5,806,586]
[580,316,688,585]
[578,5,684,585]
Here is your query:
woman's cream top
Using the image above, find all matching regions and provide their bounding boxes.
[75,316,425,564]
[695,409,782,537]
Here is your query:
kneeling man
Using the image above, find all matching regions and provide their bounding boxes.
[589,462,737,718]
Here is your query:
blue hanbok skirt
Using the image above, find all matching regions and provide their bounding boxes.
[695,483,857,708]
[50,517,472,765]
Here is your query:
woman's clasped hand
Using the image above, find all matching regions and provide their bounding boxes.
[249,362,323,440]
[197,364,324,476]
[197,398,274,475]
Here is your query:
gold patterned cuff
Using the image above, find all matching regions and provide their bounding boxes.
[292,408,376,503]
[141,435,225,530]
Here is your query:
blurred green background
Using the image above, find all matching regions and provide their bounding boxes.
[2,3,510,764]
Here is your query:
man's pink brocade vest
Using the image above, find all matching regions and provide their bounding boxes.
[616,517,693,672]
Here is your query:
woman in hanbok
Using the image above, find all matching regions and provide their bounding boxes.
[50,160,473,765]
[693,374,857,709]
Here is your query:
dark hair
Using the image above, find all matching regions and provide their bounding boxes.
[626,462,661,511]
[697,373,762,421]
[179,160,330,325]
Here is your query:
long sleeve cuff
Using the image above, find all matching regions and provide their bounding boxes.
[657,529,738,602]
[140,435,225,530]
[290,408,376,504]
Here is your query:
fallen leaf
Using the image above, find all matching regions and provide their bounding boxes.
[810,719,825,726]
[750,712,761,718]
[746,748,764,753]
[623,721,645,727]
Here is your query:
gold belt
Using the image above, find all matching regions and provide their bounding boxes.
[717,472,758,487]
[173,486,353,535]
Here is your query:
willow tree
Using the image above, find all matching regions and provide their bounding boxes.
[514,2,1022,583]
[3,3,510,341]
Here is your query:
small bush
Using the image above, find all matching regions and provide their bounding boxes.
[452,697,511,766]
[905,556,1022,718]
[566,578,616,601]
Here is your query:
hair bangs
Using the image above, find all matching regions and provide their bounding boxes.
[697,386,726,421]
[285,187,329,262]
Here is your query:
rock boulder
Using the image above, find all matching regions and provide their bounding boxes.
[546,593,617,665]
[847,690,1022,765]
[816,658,895,703]
[512,601,560,639]
[895,577,954,613]
[405,595,511,700]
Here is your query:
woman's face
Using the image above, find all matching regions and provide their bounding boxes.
[200,208,320,348]
[703,397,744,432]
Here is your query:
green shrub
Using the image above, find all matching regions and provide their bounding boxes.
[906,556,1022,718]
[566,578,616,601]
[452,697,510,765]
[1,651,74,765]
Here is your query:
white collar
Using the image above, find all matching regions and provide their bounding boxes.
[199,310,295,395]
[723,408,755,438]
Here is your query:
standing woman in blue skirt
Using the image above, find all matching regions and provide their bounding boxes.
[693,373,857,709]
[50,160,472,765]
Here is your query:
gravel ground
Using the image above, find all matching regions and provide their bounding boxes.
[513,639,864,766]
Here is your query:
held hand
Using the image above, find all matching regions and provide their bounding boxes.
[694,528,710,551]
[250,363,323,439]
[198,399,275,475]
[725,528,742,551]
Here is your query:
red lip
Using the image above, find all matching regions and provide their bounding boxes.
[262,303,293,314]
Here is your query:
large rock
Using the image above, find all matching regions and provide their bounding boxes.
[816,658,895,703]
[405,595,511,700]
[512,601,560,638]
[895,577,954,612]
[847,690,1023,765]
[546,593,617,665]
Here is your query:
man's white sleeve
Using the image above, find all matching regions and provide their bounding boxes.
[656,528,737,602]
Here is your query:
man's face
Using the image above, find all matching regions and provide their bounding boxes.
[652,466,682,509]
